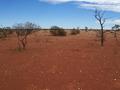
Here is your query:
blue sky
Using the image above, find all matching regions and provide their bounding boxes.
[0,0,120,29]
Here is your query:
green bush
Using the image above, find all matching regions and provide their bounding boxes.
[50,26,66,36]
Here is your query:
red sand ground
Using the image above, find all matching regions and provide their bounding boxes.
[0,31,120,90]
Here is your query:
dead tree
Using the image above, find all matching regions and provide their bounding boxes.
[95,9,106,46]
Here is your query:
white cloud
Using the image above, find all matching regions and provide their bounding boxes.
[39,0,120,12]
[107,19,120,24]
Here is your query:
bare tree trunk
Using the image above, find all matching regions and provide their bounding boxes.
[17,36,22,50]
[114,30,118,41]
[101,26,104,46]
[114,30,117,38]
[17,36,27,50]
[22,37,27,50]
[21,40,25,50]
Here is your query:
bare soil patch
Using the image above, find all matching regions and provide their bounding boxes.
[0,31,120,90]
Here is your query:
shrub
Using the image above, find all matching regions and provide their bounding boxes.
[50,26,66,36]
[70,28,80,35]
[0,29,8,38]
[13,22,37,50]
[0,27,14,39]
[0,30,6,38]
[6,30,13,35]
[15,29,33,50]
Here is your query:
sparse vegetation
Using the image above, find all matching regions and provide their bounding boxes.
[50,26,66,36]
[13,22,39,50]
[0,27,13,39]
[70,28,80,35]
[0,29,7,38]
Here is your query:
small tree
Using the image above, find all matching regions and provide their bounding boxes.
[95,9,106,46]
[112,24,120,39]
[13,22,37,50]
[85,26,88,32]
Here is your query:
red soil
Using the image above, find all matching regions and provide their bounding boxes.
[0,31,120,90]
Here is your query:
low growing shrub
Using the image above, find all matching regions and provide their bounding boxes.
[0,27,13,39]
[70,28,80,35]
[50,26,66,36]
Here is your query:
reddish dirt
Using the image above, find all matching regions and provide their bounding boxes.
[0,31,120,90]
